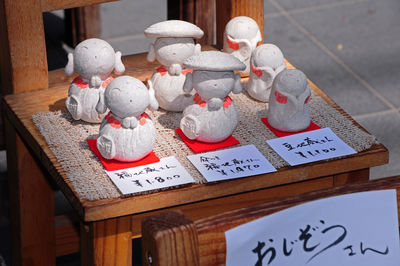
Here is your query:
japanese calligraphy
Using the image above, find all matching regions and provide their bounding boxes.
[187,145,276,182]
[250,219,390,265]
[267,128,356,166]
[225,190,400,266]
[105,156,194,195]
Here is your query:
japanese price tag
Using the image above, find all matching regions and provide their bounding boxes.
[267,128,356,166]
[105,156,195,195]
[187,144,276,182]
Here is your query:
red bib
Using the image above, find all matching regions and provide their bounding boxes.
[193,94,233,108]
[72,76,114,89]
[105,112,148,129]
[156,66,193,76]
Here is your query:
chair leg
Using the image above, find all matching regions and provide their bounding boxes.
[81,216,132,266]
[5,117,55,266]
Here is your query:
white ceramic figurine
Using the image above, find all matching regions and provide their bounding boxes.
[64,38,125,123]
[95,76,159,162]
[144,20,204,112]
[247,44,286,102]
[223,16,262,76]
[267,69,311,132]
[180,51,245,143]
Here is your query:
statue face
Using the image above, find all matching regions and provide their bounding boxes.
[154,37,196,66]
[105,76,149,118]
[74,39,115,81]
[192,71,235,100]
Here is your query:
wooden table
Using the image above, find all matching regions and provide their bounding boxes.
[2,53,388,265]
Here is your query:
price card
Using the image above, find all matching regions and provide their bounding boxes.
[225,190,400,266]
[266,128,356,166]
[105,156,195,195]
[187,144,276,182]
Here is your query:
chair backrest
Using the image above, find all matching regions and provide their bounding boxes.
[142,175,400,265]
[0,0,117,95]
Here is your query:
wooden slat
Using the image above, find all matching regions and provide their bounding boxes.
[1,0,48,94]
[216,0,264,48]
[194,0,214,45]
[4,116,55,265]
[142,211,200,266]
[131,175,334,237]
[64,5,101,47]
[41,0,116,12]
[333,168,369,186]
[142,176,400,265]
[55,213,80,257]
[167,0,214,45]
[81,216,132,266]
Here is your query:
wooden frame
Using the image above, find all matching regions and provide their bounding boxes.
[142,175,400,265]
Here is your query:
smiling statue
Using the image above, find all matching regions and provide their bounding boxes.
[64,38,125,123]
[180,51,245,143]
[144,20,204,112]
[95,76,159,162]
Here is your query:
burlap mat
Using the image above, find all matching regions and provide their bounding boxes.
[33,89,378,200]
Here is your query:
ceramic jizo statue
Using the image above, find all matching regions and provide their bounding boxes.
[144,20,204,112]
[247,44,286,102]
[267,69,311,132]
[95,76,159,162]
[180,51,245,143]
[223,16,262,76]
[64,38,125,123]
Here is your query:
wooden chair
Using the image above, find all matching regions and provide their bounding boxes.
[0,0,388,265]
[142,175,400,266]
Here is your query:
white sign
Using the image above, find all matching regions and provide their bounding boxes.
[105,156,195,195]
[225,190,400,266]
[266,128,356,166]
[187,144,276,182]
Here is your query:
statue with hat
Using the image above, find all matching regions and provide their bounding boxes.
[180,51,245,143]
[144,20,204,112]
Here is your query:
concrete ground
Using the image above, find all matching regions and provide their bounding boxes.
[1,0,399,264]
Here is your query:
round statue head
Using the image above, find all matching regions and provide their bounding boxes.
[183,51,245,101]
[104,76,158,118]
[252,44,284,70]
[273,69,309,97]
[223,16,262,76]
[64,38,125,87]
[144,20,204,67]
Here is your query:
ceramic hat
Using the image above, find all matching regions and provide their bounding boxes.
[183,51,246,71]
[144,20,204,39]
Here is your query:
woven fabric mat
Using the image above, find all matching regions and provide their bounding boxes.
[33,90,378,201]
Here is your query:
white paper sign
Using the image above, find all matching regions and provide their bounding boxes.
[187,144,276,182]
[266,128,356,166]
[105,156,195,194]
[225,190,400,266]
